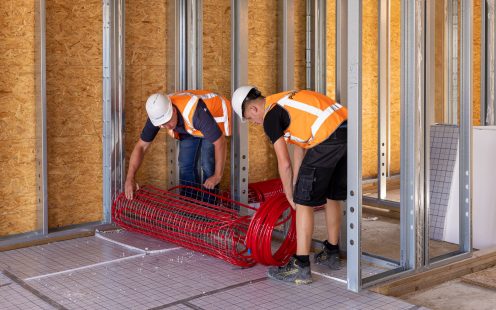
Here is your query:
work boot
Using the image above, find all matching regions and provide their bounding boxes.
[267,257,313,284]
[314,246,341,270]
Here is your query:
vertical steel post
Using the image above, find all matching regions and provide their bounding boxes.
[400,0,425,269]
[481,1,486,124]
[35,0,48,234]
[279,0,295,91]
[231,0,249,204]
[424,0,437,262]
[346,0,362,293]
[378,0,390,200]
[336,0,348,105]
[459,0,473,253]
[103,0,125,222]
[187,0,203,90]
[306,0,326,93]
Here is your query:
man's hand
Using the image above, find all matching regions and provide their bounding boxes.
[286,193,296,210]
[203,175,221,190]
[125,179,139,200]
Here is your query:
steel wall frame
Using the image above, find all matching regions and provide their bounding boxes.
[444,0,459,124]
[427,0,473,268]
[230,0,249,204]
[306,0,326,93]
[35,0,48,235]
[401,0,425,270]
[167,0,203,188]
[378,0,390,200]
[482,0,495,125]
[279,0,295,91]
[346,0,363,293]
[103,0,125,222]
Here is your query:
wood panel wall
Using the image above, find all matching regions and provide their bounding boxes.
[125,0,168,189]
[203,0,232,189]
[326,1,337,99]
[0,0,37,236]
[45,0,102,228]
[362,0,380,178]
[247,0,280,182]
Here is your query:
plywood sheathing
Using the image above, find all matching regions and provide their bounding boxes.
[45,0,103,228]
[294,0,306,91]
[125,0,168,189]
[247,0,279,183]
[362,0,380,178]
[326,1,336,99]
[473,0,481,126]
[203,0,232,189]
[0,0,38,236]
[389,0,401,175]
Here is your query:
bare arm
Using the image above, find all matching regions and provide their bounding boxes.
[273,137,296,209]
[125,139,151,199]
[203,135,226,189]
[292,145,306,186]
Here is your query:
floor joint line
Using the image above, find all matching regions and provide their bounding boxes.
[147,277,268,309]
[2,270,68,310]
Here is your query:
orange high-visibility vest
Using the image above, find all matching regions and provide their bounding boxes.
[264,90,348,149]
[168,90,232,139]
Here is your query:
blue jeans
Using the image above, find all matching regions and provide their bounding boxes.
[178,137,218,203]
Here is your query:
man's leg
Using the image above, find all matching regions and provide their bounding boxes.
[296,204,315,255]
[325,199,342,245]
[178,137,201,196]
[199,139,219,204]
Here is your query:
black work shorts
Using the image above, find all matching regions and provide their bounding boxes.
[293,127,347,207]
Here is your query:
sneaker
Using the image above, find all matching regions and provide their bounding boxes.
[267,257,313,284]
[314,247,341,270]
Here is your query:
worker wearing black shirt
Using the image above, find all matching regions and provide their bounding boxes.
[232,86,347,284]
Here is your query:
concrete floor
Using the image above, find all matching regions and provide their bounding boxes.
[0,231,419,310]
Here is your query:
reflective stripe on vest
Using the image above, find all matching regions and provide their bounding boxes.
[170,91,231,138]
[266,90,347,148]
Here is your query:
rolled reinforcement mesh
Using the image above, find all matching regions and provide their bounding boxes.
[112,184,296,267]
[112,185,256,267]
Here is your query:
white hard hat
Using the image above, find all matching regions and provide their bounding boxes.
[145,93,173,126]
[232,85,255,122]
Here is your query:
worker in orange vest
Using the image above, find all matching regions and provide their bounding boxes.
[125,90,231,201]
[232,86,348,284]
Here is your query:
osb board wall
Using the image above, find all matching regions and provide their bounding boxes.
[294,0,306,90]
[435,0,445,123]
[247,0,279,182]
[360,0,401,178]
[473,0,481,126]
[326,1,336,99]
[203,0,231,188]
[0,1,37,236]
[362,0,380,178]
[45,0,102,228]
[389,0,401,175]
[125,0,168,189]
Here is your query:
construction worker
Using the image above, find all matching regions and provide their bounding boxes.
[232,86,347,284]
[125,90,231,201]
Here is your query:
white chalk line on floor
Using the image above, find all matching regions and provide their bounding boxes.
[24,253,145,282]
[95,232,182,254]
[311,270,348,284]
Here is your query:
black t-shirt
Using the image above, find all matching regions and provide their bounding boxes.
[263,104,290,144]
[140,99,222,143]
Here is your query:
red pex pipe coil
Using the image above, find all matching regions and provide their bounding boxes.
[112,184,296,267]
